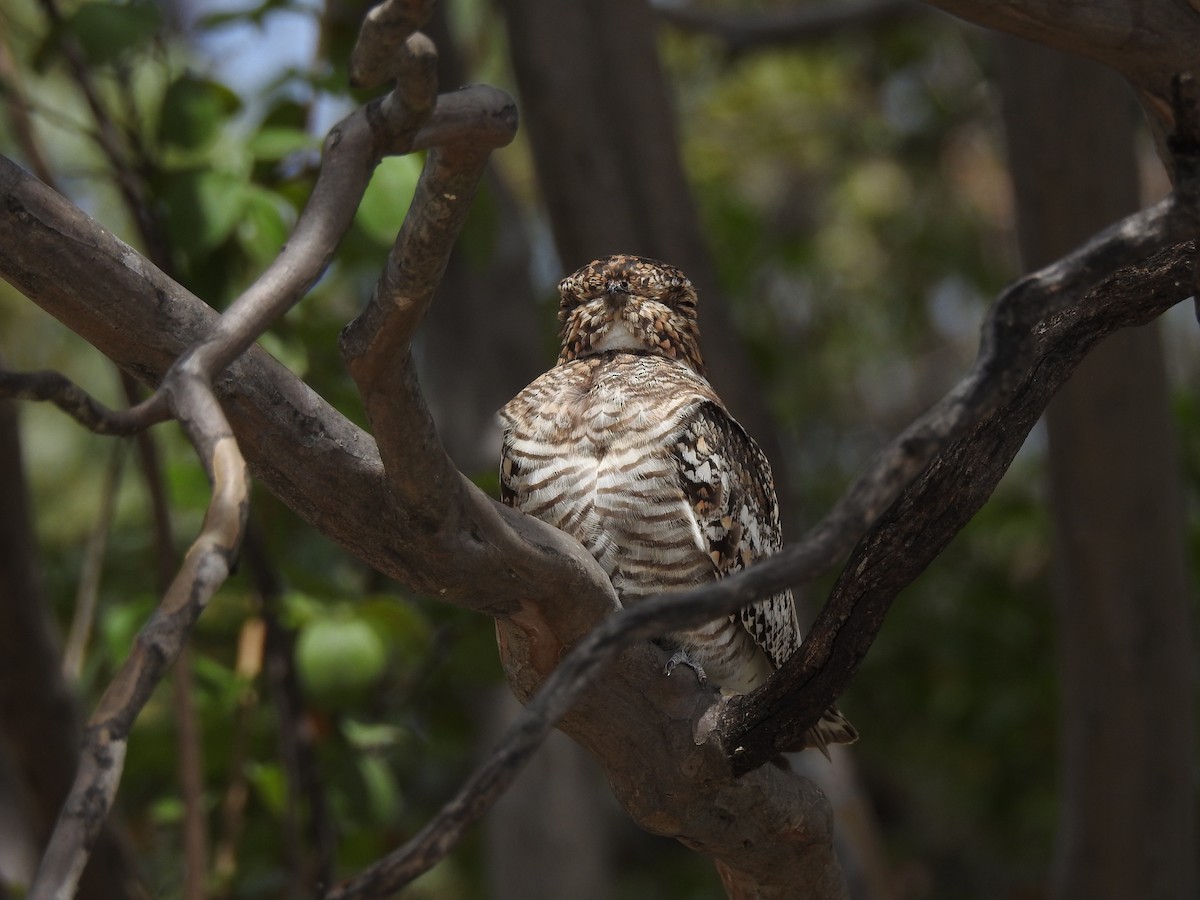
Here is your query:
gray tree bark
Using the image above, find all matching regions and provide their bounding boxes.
[998,38,1196,900]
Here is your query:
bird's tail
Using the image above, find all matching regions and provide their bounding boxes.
[805,705,858,761]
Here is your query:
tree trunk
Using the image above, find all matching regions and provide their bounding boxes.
[998,38,1197,900]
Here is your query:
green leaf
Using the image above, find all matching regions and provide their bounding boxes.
[246,762,287,815]
[159,76,241,151]
[161,169,248,255]
[355,154,422,245]
[150,796,185,825]
[248,126,313,162]
[237,185,291,266]
[57,2,161,68]
[341,718,408,752]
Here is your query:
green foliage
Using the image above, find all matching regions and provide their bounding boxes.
[355,154,422,245]
[35,1,161,71]
[158,75,241,149]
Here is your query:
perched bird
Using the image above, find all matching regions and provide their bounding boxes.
[498,254,856,755]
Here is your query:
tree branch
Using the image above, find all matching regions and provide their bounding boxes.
[61,440,125,682]
[0,370,166,435]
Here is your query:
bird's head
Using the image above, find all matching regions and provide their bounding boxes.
[556,254,705,374]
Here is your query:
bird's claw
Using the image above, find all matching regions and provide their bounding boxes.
[664,649,706,684]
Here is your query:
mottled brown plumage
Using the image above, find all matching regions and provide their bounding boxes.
[499,255,855,755]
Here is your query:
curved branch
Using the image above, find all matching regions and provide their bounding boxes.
[187,32,439,380]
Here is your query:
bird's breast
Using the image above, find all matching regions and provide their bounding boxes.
[501,357,716,601]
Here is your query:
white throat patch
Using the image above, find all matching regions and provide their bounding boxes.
[591,319,646,354]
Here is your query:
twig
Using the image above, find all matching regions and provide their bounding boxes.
[0,30,58,187]
[244,525,336,895]
[33,0,173,267]
[211,613,265,892]
[0,370,168,435]
[171,646,208,900]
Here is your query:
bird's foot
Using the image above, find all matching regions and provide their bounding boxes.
[663,648,706,684]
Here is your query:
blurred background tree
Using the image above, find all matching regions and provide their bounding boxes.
[0,0,1194,898]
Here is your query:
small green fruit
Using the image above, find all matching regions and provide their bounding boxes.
[296,617,387,708]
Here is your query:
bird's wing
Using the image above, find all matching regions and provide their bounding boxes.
[671,400,800,669]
